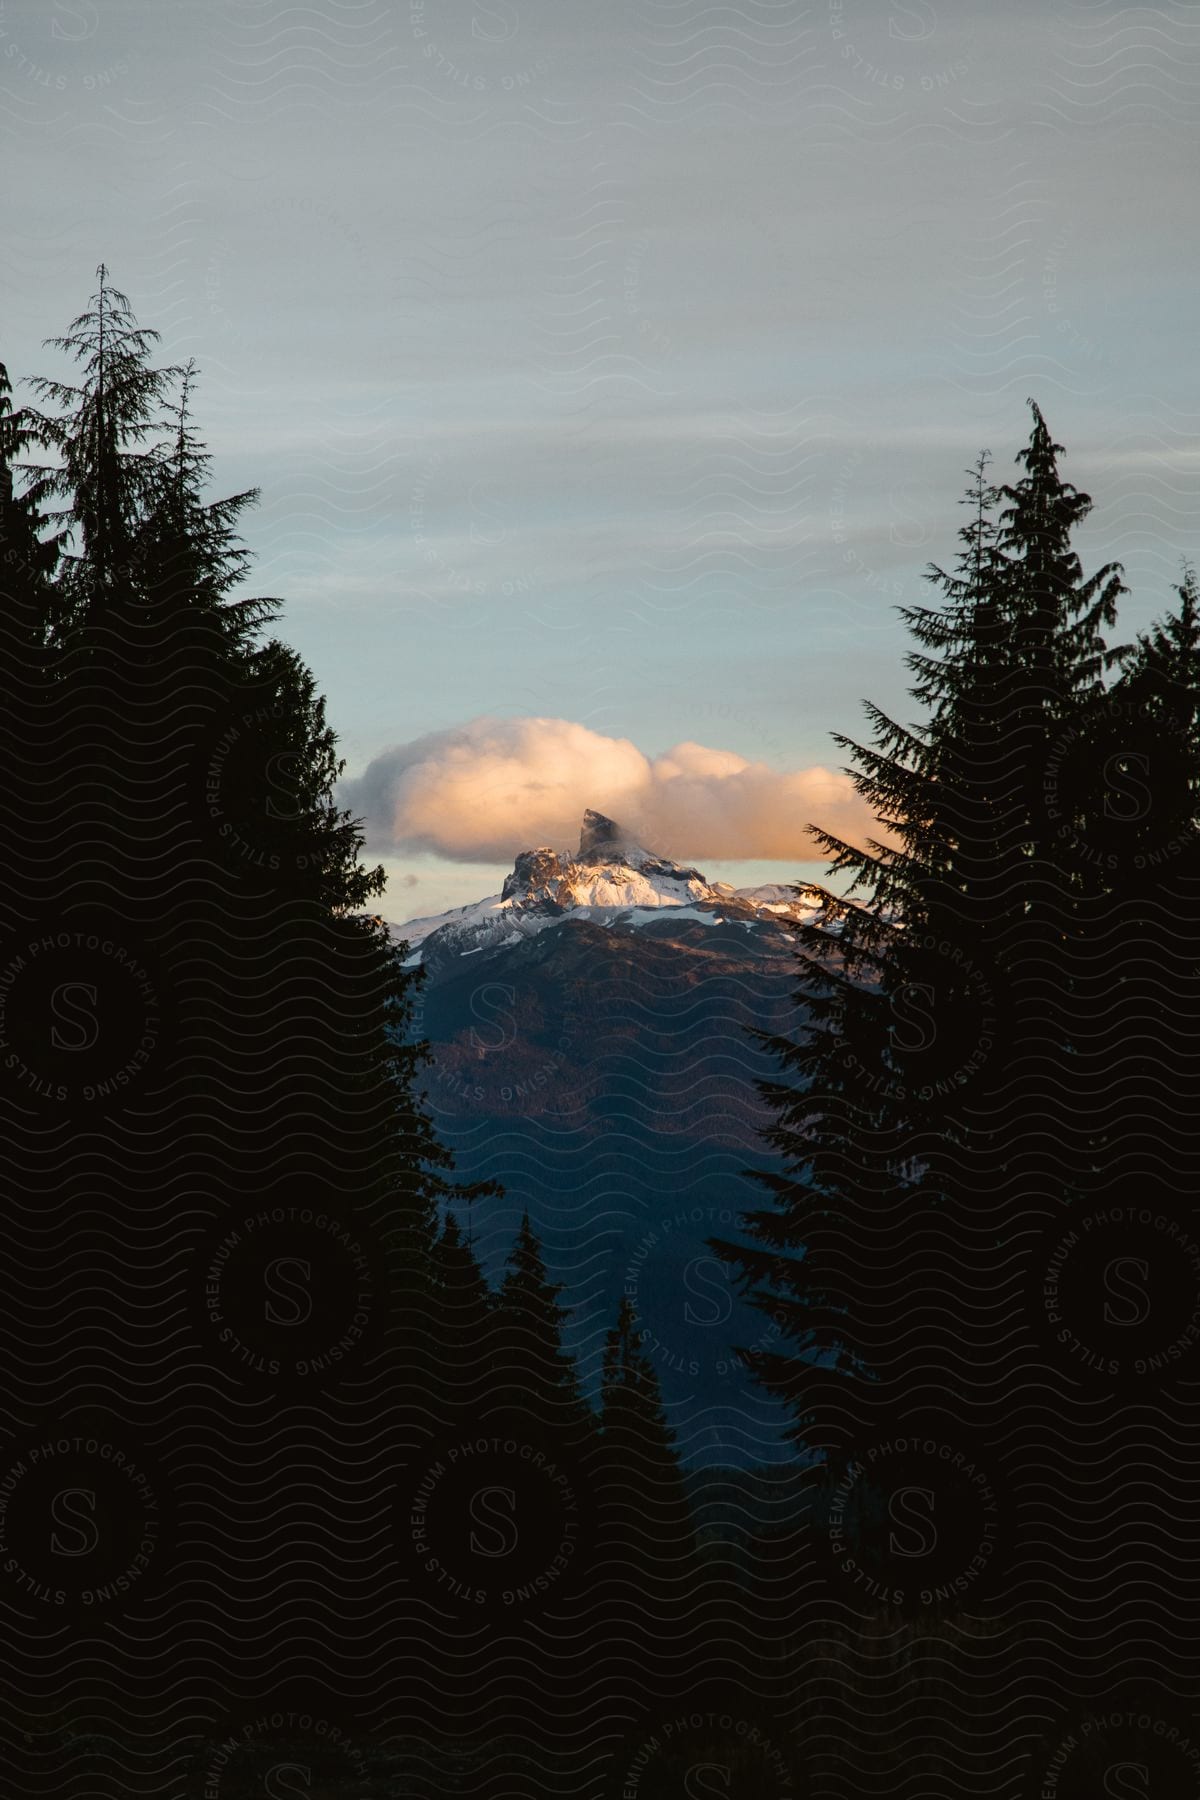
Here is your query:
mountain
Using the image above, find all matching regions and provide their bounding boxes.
[393,812,824,1468]
[398,807,824,968]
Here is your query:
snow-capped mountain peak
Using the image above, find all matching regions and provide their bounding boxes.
[395,809,823,962]
[481,809,709,915]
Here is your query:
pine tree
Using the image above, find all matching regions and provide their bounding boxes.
[429,1211,499,1421]
[492,1214,593,1444]
[0,360,60,675]
[601,1298,679,1452]
[141,359,264,628]
[1110,560,1200,865]
[27,264,177,632]
[0,361,62,905]
[598,1297,692,1573]
[998,403,1121,734]
[712,405,1126,1443]
[710,407,1200,1768]
[21,278,464,1220]
[1128,560,1200,702]
[0,277,544,1758]
[1072,564,1200,1208]
[708,455,1012,1436]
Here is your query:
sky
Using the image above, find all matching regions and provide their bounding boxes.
[3,0,1199,920]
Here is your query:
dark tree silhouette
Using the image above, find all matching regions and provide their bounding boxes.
[713,405,1200,1783]
[712,408,1125,1438]
[427,1209,500,1422]
[27,265,175,622]
[0,361,62,901]
[597,1297,693,1580]
[492,1213,593,1445]
[0,277,484,1755]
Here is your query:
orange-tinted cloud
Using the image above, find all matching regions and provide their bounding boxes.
[342,716,874,863]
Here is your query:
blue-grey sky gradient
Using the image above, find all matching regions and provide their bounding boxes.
[4,0,1199,917]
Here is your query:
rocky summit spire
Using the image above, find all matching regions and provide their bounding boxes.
[578,808,625,859]
[396,806,824,959]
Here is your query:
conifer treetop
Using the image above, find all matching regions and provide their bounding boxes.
[26,265,180,605]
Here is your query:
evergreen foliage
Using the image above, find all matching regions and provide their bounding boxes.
[493,1213,593,1443]
[429,1209,499,1417]
[598,1296,693,1574]
[712,403,1133,1436]
[1,271,482,1424]
[711,407,1200,1768]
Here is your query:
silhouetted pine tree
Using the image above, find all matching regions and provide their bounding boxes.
[0,362,62,899]
[0,360,60,671]
[0,276,482,1728]
[28,265,174,633]
[1103,564,1200,907]
[713,408,1126,1448]
[980,441,1200,1710]
[714,409,1200,1766]
[705,456,1010,1437]
[1125,561,1200,707]
[601,1298,687,1481]
[492,1214,593,1446]
[1070,564,1200,1281]
[596,1298,693,1612]
[429,1211,500,1421]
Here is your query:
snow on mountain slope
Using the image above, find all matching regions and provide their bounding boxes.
[394,893,510,950]
[389,809,830,1459]
[395,808,823,964]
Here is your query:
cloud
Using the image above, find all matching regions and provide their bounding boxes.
[341,716,873,863]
